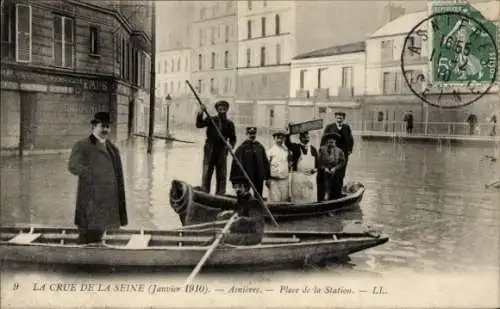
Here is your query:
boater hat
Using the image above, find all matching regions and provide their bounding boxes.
[214,100,230,110]
[334,112,346,117]
[272,129,288,137]
[246,126,257,134]
[323,132,341,141]
[91,112,110,125]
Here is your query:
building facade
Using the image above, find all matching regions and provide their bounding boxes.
[288,42,366,128]
[364,1,499,134]
[1,0,152,154]
[156,48,192,129]
[189,0,238,117]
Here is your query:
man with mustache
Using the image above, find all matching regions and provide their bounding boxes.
[68,112,127,246]
[229,127,270,197]
[196,100,236,195]
[285,129,319,203]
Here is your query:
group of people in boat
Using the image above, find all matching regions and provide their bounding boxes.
[196,100,354,205]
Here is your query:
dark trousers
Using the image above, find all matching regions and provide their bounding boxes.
[251,181,264,197]
[406,125,413,134]
[324,173,342,200]
[317,156,349,202]
[202,145,228,195]
[77,228,104,244]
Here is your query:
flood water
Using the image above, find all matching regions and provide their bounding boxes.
[1,129,499,307]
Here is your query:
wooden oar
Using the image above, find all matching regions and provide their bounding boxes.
[184,213,239,285]
[185,80,279,227]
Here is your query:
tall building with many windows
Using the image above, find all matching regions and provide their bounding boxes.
[1,0,152,154]
[190,0,238,112]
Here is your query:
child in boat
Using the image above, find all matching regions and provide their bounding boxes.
[216,183,265,246]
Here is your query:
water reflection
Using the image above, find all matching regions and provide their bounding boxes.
[0,130,499,277]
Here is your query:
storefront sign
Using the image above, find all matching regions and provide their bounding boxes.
[1,68,111,93]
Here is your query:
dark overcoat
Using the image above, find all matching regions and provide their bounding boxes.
[229,140,271,187]
[320,123,354,156]
[68,135,127,230]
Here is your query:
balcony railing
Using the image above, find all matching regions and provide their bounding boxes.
[314,88,329,100]
[338,87,354,100]
[295,89,310,99]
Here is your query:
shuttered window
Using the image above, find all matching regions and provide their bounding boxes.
[144,53,150,91]
[53,15,74,68]
[16,4,32,63]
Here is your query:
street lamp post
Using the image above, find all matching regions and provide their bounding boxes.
[165,94,172,140]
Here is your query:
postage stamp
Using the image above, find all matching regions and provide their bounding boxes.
[401,3,498,109]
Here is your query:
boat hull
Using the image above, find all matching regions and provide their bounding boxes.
[0,225,388,268]
[170,179,365,225]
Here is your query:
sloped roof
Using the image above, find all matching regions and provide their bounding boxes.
[369,11,426,38]
[293,41,366,60]
[369,1,499,39]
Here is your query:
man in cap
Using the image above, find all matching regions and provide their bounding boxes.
[266,129,291,202]
[285,128,319,204]
[230,127,270,197]
[319,112,354,200]
[318,132,346,200]
[68,112,127,246]
[196,100,236,195]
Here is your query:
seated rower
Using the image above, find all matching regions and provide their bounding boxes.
[318,132,345,200]
[266,129,291,202]
[216,183,265,246]
[285,128,319,204]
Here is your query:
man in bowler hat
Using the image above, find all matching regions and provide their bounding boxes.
[68,112,127,246]
[318,112,354,201]
[196,100,237,195]
[230,127,270,197]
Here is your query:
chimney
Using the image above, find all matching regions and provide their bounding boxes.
[384,4,406,22]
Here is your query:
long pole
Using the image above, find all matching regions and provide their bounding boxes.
[147,1,156,154]
[185,80,279,227]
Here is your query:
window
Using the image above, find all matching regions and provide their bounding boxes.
[197,79,202,93]
[198,54,202,70]
[246,48,251,67]
[317,68,327,88]
[54,14,74,68]
[210,78,215,94]
[158,60,162,73]
[1,3,14,59]
[210,27,215,44]
[260,46,266,66]
[171,59,174,72]
[406,36,422,57]
[382,72,394,94]
[275,14,280,35]
[177,58,181,71]
[224,50,229,68]
[341,66,352,88]
[225,25,229,42]
[185,58,188,71]
[261,17,266,37]
[144,53,151,90]
[16,4,32,62]
[199,29,203,46]
[89,26,99,54]
[211,52,215,69]
[226,1,232,12]
[200,7,205,19]
[300,70,306,89]
[177,81,180,94]
[248,0,252,10]
[276,44,281,64]
[263,0,267,6]
[381,40,394,61]
[170,81,173,94]
[247,20,252,39]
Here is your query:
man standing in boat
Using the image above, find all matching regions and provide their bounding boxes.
[266,129,291,202]
[68,112,127,246]
[230,127,270,197]
[285,128,319,204]
[319,112,354,200]
[195,100,237,195]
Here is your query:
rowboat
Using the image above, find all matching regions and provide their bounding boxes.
[0,223,388,267]
[169,179,365,225]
